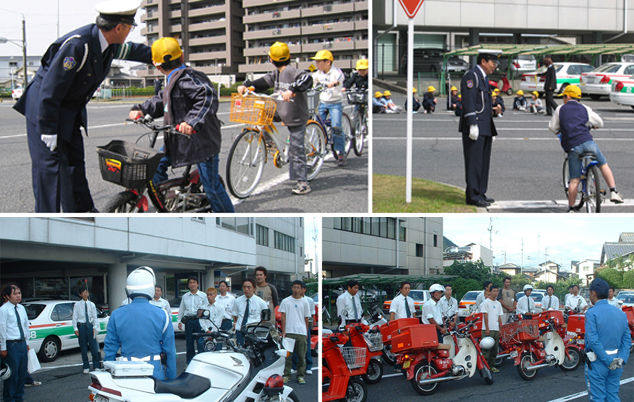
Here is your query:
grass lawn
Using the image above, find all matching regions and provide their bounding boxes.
[372,174,476,213]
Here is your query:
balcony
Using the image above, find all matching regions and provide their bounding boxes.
[355,20,368,30]
[243,26,300,40]
[189,35,228,46]
[189,21,228,32]
[355,0,369,11]
[169,24,182,33]
[188,50,228,61]
[355,40,368,50]
[243,44,300,57]
[243,0,294,7]
[140,13,159,23]
[239,63,275,74]
[189,5,226,18]
[244,9,300,24]
[169,10,181,18]
[302,21,355,35]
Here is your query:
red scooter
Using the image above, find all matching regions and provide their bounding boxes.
[489,73,514,96]
[345,323,384,384]
[322,332,368,402]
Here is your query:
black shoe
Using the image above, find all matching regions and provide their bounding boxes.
[484,196,495,203]
[467,200,490,207]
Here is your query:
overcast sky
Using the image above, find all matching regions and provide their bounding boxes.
[443,216,634,270]
[0,1,145,57]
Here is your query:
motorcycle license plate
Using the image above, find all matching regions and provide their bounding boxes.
[94,395,109,402]
[403,360,411,369]
[510,351,518,358]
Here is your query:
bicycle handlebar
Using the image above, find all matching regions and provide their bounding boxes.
[127,116,196,135]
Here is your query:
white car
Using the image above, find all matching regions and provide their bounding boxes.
[11,87,23,101]
[458,290,482,318]
[519,63,595,94]
[23,300,109,362]
[609,75,634,110]
[580,62,634,99]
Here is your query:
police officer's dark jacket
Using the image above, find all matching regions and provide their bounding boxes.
[131,67,221,168]
[459,66,498,137]
[13,24,151,140]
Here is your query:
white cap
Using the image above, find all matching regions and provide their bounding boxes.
[477,49,503,56]
[96,0,140,24]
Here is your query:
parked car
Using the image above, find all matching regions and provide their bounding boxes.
[11,87,23,101]
[621,294,634,308]
[23,300,109,362]
[609,75,634,110]
[383,289,430,313]
[520,63,595,94]
[498,54,537,73]
[458,290,482,318]
[580,62,634,99]
[400,48,469,74]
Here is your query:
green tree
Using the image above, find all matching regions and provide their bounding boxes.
[595,267,624,289]
[622,270,634,289]
[450,278,482,301]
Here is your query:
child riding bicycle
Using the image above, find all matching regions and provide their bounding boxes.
[311,50,347,167]
[548,85,624,212]
[238,42,314,195]
[128,37,234,212]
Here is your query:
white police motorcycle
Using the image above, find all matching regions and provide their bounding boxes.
[88,310,299,402]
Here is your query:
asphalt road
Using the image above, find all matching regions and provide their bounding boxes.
[347,351,634,402]
[373,90,634,213]
[0,334,318,402]
[0,99,368,213]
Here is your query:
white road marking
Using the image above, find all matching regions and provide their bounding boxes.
[373,137,634,141]
[546,376,634,402]
[487,200,634,209]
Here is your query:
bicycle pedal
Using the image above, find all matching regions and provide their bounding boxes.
[600,190,607,195]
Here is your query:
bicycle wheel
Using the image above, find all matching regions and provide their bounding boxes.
[585,165,601,213]
[226,128,266,199]
[104,191,142,213]
[305,121,326,181]
[562,157,583,209]
[341,112,353,156]
[150,177,210,213]
[352,110,366,156]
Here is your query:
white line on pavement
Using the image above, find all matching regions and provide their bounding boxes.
[546,376,634,402]
[373,137,634,141]
[487,200,634,209]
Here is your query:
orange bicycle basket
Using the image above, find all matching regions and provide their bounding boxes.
[230,94,277,125]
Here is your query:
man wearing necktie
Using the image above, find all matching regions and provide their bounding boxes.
[0,284,29,402]
[544,285,560,311]
[72,287,101,373]
[390,281,415,321]
[517,284,536,319]
[336,280,363,327]
[232,278,268,346]
[459,49,502,208]
[13,0,152,212]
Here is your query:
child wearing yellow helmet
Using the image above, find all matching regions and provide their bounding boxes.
[422,86,437,114]
[373,91,386,113]
[491,89,505,118]
[512,90,527,111]
[404,87,421,113]
[527,91,544,114]
[448,86,462,116]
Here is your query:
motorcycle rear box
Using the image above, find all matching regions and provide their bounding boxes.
[535,310,564,329]
[104,361,155,377]
[567,315,585,334]
[465,313,485,332]
[390,324,438,353]
[380,318,419,343]
[623,306,634,327]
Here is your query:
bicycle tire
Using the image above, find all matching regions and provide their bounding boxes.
[305,121,326,181]
[562,157,583,209]
[226,128,266,199]
[148,177,210,213]
[352,110,366,156]
[342,112,353,157]
[585,165,601,213]
[104,191,142,213]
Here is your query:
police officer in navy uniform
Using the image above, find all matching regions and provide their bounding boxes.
[459,50,502,208]
[13,0,152,212]
[584,278,631,402]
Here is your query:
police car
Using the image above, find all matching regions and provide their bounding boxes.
[23,300,109,362]
[519,63,595,94]
[580,62,634,99]
[609,75,634,109]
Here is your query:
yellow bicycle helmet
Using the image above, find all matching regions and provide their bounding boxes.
[269,42,290,62]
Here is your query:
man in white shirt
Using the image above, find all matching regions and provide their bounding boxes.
[607,287,621,309]
[0,283,30,402]
[476,281,493,312]
[543,285,560,311]
[390,281,416,321]
[232,278,269,345]
[480,285,504,373]
[72,286,101,373]
[565,285,588,313]
[438,284,458,329]
[422,284,446,343]
[565,285,574,307]
[280,281,311,385]
[517,284,536,318]
[292,282,315,374]
[216,280,236,331]
[150,285,172,318]
[178,276,208,363]
[336,280,363,327]
[199,287,225,351]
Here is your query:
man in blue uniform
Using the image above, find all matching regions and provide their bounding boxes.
[459,49,502,208]
[13,0,152,212]
[584,278,631,402]
[104,266,177,380]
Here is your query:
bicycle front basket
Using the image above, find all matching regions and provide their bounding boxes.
[230,94,277,125]
[97,140,164,189]
[346,91,368,105]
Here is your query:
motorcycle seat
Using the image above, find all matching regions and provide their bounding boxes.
[435,344,452,350]
[536,337,545,342]
[153,372,211,399]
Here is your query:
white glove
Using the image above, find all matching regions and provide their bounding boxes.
[228,328,236,335]
[608,358,624,370]
[41,134,58,151]
[469,125,479,141]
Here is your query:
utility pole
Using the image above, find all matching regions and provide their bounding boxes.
[521,238,524,276]
[312,217,319,277]
[22,16,27,88]
[537,233,541,267]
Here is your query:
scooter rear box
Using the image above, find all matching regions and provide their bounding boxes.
[391,324,438,353]
[623,306,634,327]
[380,318,419,343]
[465,313,485,331]
[104,361,155,377]
[567,315,585,334]
[535,310,564,329]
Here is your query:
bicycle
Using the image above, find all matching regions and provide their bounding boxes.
[562,152,604,213]
[307,85,353,159]
[97,116,213,213]
[345,88,368,156]
[225,90,326,199]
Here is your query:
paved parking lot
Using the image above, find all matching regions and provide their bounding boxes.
[373,90,634,213]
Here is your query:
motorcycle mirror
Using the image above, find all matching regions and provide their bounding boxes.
[201,310,210,318]
[260,309,271,322]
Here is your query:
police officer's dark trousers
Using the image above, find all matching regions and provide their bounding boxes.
[26,117,94,212]
[78,322,101,370]
[185,318,202,363]
[3,340,27,402]
[462,133,492,203]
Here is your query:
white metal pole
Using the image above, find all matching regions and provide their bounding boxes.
[406,17,414,203]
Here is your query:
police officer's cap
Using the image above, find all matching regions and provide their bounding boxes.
[95,0,141,26]
[478,49,503,64]
[589,278,609,295]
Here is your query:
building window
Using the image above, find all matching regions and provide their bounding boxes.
[192,217,205,223]
[274,231,295,253]
[363,217,372,235]
[352,217,362,233]
[300,246,303,257]
[237,217,251,235]
[341,217,352,232]
[433,234,438,247]
[416,244,424,257]
[299,217,303,227]
[256,224,269,246]
[387,218,396,239]
[333,218,341,230]
[379,217,387,238]
[399,225,406,242]
[217,218,253,236]
[221,217,236,231]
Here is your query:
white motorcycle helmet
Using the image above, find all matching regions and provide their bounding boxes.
[523,284,533,291]
[125,266,156,300]
[0,361,10,381]
[429,283,445,294]
[479,336,495,350]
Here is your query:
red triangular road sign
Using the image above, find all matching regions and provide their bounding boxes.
[398,0,425,18]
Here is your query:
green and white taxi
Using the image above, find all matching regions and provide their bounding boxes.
[23,300,109,362]
[519,63,595,94]
[609,75,634,110]
[580,62,634,99]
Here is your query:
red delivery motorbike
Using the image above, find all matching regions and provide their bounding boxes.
[345,323,384,384]
[379,318,420,366]
[322,332,368,402]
